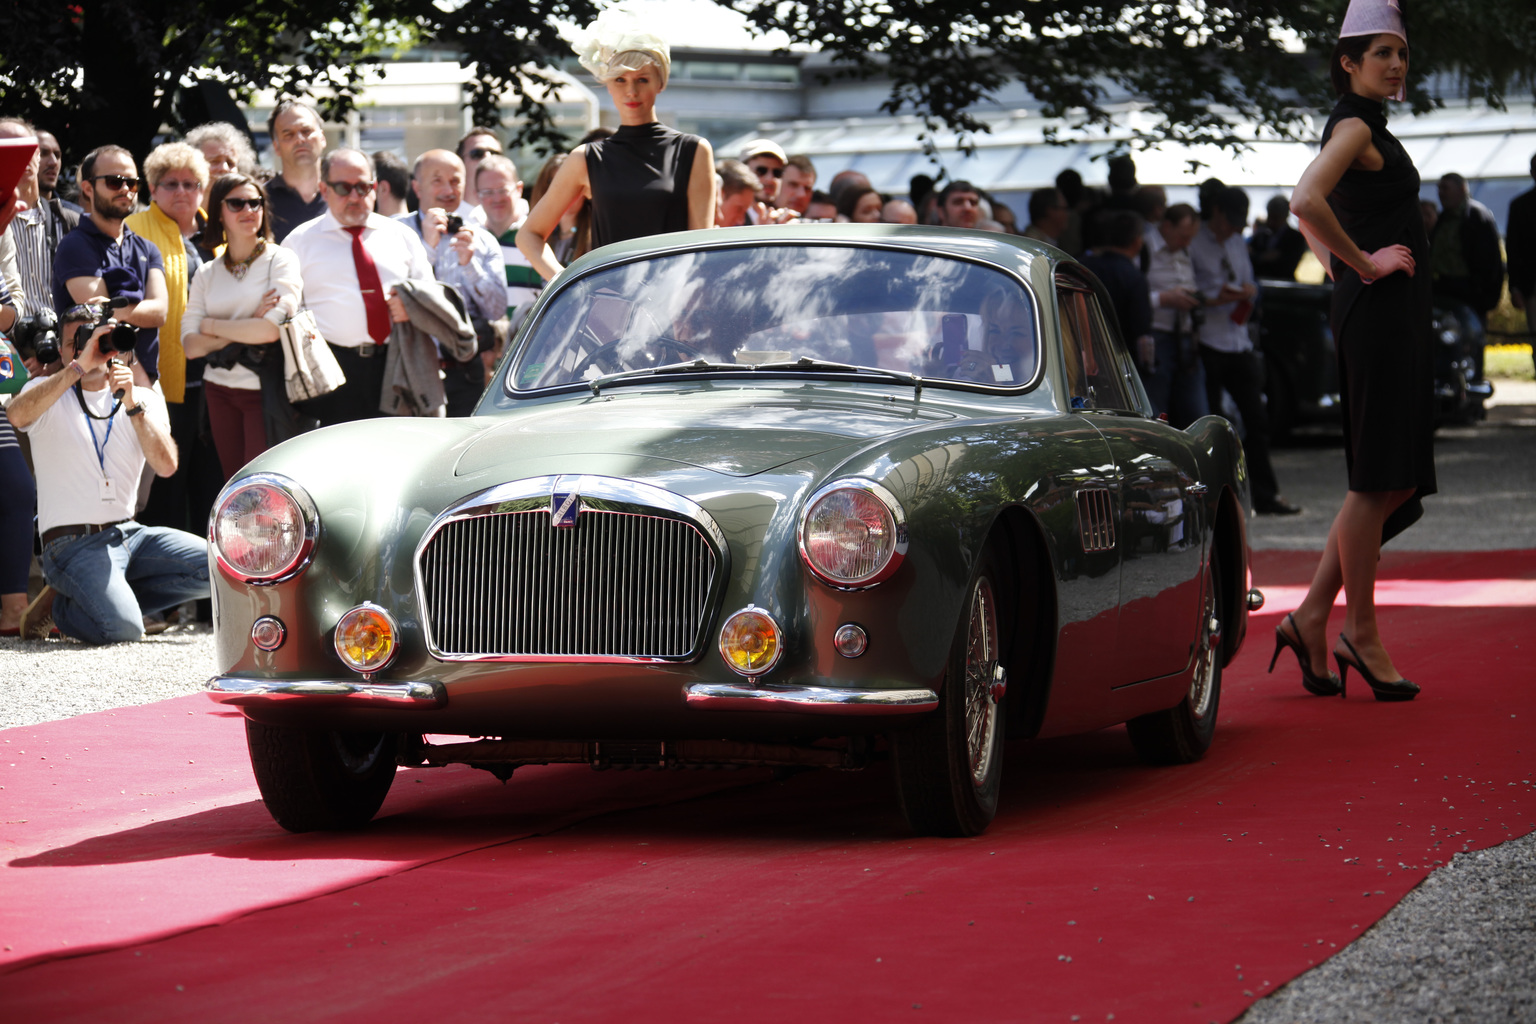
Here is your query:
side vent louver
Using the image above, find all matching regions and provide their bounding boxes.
[1076,488,1116,552]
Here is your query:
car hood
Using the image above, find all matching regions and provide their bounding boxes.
[456,386,961,478]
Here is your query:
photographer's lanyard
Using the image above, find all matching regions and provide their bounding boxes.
[75,384,122,501]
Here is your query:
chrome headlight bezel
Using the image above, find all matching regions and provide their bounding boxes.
[797,478,909,589]
[210,472,320,585]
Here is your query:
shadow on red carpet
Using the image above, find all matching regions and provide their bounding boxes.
[1,549,1531,1023]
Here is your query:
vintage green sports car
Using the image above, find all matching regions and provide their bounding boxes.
[206,224,1255,837]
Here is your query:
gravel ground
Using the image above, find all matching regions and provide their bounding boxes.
[1237,835,1536,1023]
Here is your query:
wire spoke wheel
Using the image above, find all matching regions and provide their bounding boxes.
[1127,545,1224,765]
[892,543,1011,837]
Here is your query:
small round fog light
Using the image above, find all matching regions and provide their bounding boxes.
[718,606,782,677]
[833,623,868,658]
[251,616,286,652]
[333,603,398,676]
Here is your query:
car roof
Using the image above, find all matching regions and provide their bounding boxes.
[562,223,1062,276]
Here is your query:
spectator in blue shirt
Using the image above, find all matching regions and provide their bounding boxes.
[52,145,168,384]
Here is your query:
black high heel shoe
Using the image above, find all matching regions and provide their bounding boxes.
[1269,613,1344,697]
[1334,634,1420,702]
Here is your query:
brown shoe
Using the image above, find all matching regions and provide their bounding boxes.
[20,585,57,640]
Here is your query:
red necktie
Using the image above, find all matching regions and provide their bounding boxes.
[346,225,391,344]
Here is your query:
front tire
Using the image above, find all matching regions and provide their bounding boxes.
[891,548,1010,836]
[1126,546,1223,765]
[245,721,399,832]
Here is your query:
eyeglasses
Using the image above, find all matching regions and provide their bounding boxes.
[750,165,784,179]
[223,196,265,212]
[156,179,201,192]
[326,180,376,197]
[91,174,139,191]
[477,187,514,198]
[468,147,501,160]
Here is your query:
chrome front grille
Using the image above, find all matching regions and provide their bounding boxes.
[419,509,717,660]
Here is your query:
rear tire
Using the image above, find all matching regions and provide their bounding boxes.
[246,721,399,832]
[892,546,1010,837]
[1127,546,1223,765]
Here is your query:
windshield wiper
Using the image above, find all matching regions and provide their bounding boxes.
[588,359,750,395]
[753,356,923,394]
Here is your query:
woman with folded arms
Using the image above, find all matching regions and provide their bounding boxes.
[182,174,302,479]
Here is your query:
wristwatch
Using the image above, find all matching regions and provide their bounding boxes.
[125,402,147,417]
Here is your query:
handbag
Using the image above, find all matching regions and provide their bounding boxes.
[0,336,29,395]
[279,308,346,403]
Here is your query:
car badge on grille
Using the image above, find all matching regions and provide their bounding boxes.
[550,491,580,527]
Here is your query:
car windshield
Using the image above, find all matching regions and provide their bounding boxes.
[507,244,1039,392]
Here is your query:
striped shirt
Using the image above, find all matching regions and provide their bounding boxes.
[7,203,69,318]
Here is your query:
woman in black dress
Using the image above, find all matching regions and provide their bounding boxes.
[1273,0,1430,702]
[517,12,715,281]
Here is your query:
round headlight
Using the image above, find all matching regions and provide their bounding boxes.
[719,607,782,677]
[334,604,398,675]
[212,474,317,584]
[799,480,908,588]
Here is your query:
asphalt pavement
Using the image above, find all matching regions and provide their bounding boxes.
[2,384,1532,1021]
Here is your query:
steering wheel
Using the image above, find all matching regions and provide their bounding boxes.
[571,335,706,379]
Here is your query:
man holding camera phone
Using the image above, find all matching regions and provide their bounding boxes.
[6,305,209,642]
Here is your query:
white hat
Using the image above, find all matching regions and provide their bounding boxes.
[1339,0,1406,42]
[739,139,787,164]
[572,8,671,86]
[1339,0,1408,100]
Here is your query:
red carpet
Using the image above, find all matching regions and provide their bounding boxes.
[2,549,1532,1023]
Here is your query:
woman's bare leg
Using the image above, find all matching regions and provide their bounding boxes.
[1287,519,1345,676]
[1333,487,1416,680]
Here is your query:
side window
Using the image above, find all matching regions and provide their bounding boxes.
[1056,283,1134,411]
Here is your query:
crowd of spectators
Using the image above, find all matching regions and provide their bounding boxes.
[1,107,1531,642]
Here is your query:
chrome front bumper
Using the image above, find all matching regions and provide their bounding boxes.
[205,677,446,707]
[684,682,939,714]
[206,676,939,715]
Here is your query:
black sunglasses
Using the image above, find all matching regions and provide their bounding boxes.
[751,164,784,179]
[91,174,140,191]
[468,147,501,160]
[326,180,376,197]
[223,196,265,212]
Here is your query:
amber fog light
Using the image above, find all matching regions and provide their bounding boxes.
[334,603,398,676]
[719,607,782,677]
[251,616,286,651]
[833,623,868,658]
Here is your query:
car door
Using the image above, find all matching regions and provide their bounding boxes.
[1056,271,1203,686]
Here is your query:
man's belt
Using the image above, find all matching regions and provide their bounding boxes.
[41,520,128,546]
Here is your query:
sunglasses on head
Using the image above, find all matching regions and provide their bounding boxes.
[91,174,139,191]
[326,180,376,197]
[223,196,265,212]
[751,165,784,179]
[468,147,501,160]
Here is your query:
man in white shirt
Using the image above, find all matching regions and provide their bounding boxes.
[1141,203,1208,427]
[8,305,209,642]
[396,149,507,415]
[1189,185,1299,515]
[283,148,435,426]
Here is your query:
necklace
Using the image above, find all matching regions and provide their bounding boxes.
[224,238,266,281]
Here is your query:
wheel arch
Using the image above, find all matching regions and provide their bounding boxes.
[990,505,1058,740]
[1212,485,1248,667]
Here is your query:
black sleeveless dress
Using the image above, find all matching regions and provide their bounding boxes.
[1321,92,1436,543]
[585,122,701,250]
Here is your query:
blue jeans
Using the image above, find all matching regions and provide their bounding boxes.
[41,521,210,644]
[1141,331,1210,429]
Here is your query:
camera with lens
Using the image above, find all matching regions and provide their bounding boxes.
[72,298,139,357]
[443,213,464,235]
[11,309,61,365]
[1187,290,1207,333]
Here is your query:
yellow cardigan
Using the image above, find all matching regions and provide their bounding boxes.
[124,203,195,403]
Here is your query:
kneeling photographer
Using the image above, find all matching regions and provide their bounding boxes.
[6,303,209,642]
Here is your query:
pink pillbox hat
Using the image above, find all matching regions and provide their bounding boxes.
[1340,0,1407,100]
